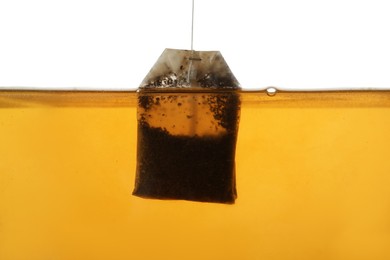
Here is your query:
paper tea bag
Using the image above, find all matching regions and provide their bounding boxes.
[133,49,241,204]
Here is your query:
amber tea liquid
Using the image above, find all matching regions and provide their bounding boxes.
[1,90,390,260]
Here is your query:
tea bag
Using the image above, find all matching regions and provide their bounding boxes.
[133,49,241,204]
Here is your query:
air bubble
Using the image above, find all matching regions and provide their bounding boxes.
[266,87,278,97]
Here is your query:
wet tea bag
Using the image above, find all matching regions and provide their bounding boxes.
[133,49,241,204]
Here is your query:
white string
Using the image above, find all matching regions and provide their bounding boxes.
[187,0,195,84]
[191,0,194,51]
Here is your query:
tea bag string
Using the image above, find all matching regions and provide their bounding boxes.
[191,0,195,52]
[187,0,195,84]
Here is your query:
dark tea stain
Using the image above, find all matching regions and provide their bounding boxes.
[133,125,237,204]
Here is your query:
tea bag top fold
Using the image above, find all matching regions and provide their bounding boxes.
[140,48,240,90]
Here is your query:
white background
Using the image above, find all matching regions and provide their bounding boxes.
[0,0,389,90]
